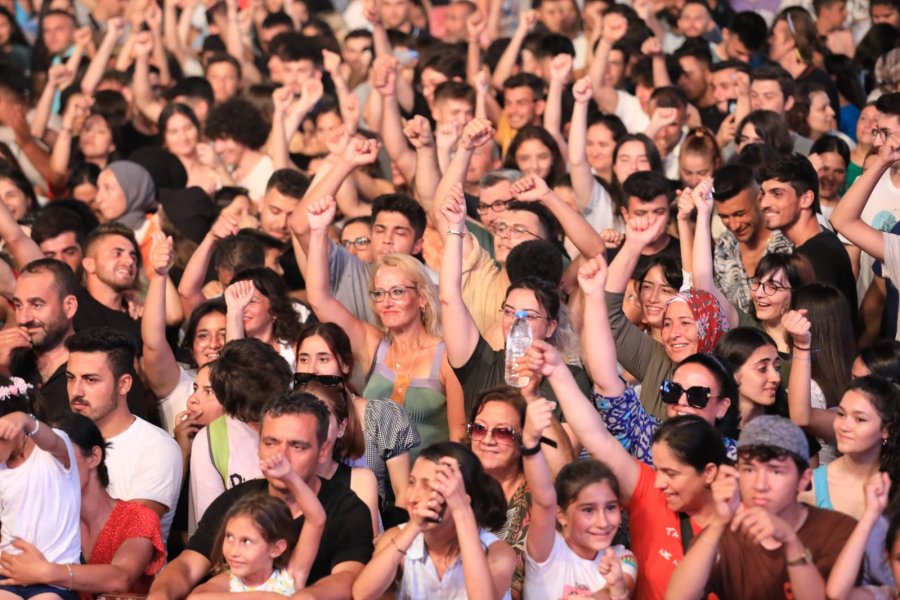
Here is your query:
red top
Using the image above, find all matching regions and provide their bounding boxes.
[82,500,166,600]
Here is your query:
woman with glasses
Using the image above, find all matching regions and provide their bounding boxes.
[295,323,420,527]
[306,196,466,458]
[294,377,381,536]
[581,253,739,463]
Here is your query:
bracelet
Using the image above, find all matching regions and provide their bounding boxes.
[389,536,406,555]
[793,345,811,351]
[25,414,39,437]
[446,229,466,237]
[65,563,74,590]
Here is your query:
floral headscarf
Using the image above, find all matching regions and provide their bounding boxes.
[665,289,730,353]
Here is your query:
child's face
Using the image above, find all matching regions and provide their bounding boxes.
[557,481,621,560]
[223,515,286,583]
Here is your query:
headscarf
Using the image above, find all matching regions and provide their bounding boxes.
[665,289,730,354]
[106,161,157,230]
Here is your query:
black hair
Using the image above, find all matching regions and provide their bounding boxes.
[634,254,684,290]
[710,59,752,75]
[214,186,251,212]
[503,125,566,184]
[715,327,790,418]
[622,170,670,203]
[433,80,476,107]
[418,442,508,530]
[650,85,688,112]
[652,415,728,470]
[759,153,820,210]
[738,443,809,475]
[158,103,202,144]
[69,162,101,191]
[266,169,311,199]
[505,200,563,245]
[846,377,900,507]
[261,10,294,29]
[858,340,900,380]
[737,110,795,156]
[502,72,546,100]
[180,298,228,368]
[212,492,297,571]
[674,37,714,68]
[504,276,561,321]
[19,257,80,298]
[535,32,576,59]
[736,143,781,183]
[754,252,815,289]
[166,77,215,106]
[676,353,741,440]
[214,234,266,278]
[371,194,427,240]
[555,459,622,509]
[64,327,137,380]
[84,223,142,272]
[0,165,37,216]
[876,92,900,118]
[418,50,467,81]
[727,11,768,52]
[210,339,294,423]
[297,322,356,380]
[230,267,304,343]
[750,65,796,99]
[809,134,850,168]
[587,113,627,142]
[506,239,564,286]
[261,390,331,448]
[712,164,756,201]
[856,25,900,93]
[824,54,869,109]
[31,208,86,251]
[205,99,269,150]
[55,412,110,488]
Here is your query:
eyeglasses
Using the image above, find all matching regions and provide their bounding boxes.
[293,373,344,388]
[341,236,371,250]
[467,422,521,443]
[477,199,512,214]
[660,380,716,409]
[500,306,547,322]
[491,222,541,239]
[747,277,791,296]
[369,286,417,302]
[872,128,894,141]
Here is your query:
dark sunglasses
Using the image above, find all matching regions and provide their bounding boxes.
[467,422,521,443]
[660,380,713,409]
[293,373,344,388]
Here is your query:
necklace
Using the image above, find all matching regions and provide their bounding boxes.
[389,337,425,404]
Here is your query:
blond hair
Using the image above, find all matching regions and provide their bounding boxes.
[370,254,442,337]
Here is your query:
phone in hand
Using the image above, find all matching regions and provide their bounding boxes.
[727,100,737,114]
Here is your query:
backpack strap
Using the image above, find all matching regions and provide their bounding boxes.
[206,416,230,487]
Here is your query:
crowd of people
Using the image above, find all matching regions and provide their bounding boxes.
[1,0,900,596]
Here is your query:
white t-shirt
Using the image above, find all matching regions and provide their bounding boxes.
[615,91,650,134]
[158,365,196,436]
[106,417,183,542]
[239,155,275,202]
[0,430,81,564]
[523,533,637,600]
[188,416,261,534]
[882,232,900,342]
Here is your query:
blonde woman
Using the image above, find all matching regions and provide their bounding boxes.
[305,195,466,456]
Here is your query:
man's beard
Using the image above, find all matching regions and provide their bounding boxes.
[29,315,70,353]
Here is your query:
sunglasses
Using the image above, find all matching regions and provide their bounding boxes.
[660,380,714,409]
[293,373,344,388]
[467,422,521,443]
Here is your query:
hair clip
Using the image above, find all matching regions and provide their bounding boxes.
[786,12,797,35]
[0,377,32,401]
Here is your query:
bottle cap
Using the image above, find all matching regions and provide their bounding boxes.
[514,310,529,318]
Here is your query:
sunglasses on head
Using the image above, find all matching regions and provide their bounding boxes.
[660,380,713,409]
[293,373,344,388]
[466,422,521,443]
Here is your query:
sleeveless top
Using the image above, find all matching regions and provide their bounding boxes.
[363,339,448,459]
[811,465,835,510]
[229,568,295,595]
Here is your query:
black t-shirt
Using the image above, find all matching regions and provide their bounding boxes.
[606,235,682,277]
[699,105,726,133]
[73,287,143,354]
[186,477,374,584]
[795,229,859,322]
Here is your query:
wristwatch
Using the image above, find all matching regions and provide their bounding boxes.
[786,547,813,567]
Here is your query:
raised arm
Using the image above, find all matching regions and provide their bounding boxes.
[433,118,494,217]
[32,65,72,140]
[374,56,416,184]
[606,214,668,293]
[177,212,239,317]
[782,310,836,441]
[543,54,571,158]
[521,398,562,563]
[831,142,900,261]
[223,279,255,342]
[568,76,597,211]
[0,412,70,467]
[438,184,481,367]
[588,17,628,115]
[691,178,739,327]
[524,340,641,502]
[142,234,182,399]
[0,197,42,268]
[132,30,165,124]
[81,18,125,97]
[578,254,626,397]
[404,116,440,212]
[491,10,538,90]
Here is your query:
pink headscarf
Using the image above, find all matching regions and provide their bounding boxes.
[665,289,730,353]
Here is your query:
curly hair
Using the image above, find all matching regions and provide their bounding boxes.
[231,267,304,344]
[205,98,269,150]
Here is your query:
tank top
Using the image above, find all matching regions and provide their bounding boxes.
[363,339,448,459]
[811,465,835,510]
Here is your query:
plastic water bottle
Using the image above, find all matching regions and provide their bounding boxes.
[505,310,533,387]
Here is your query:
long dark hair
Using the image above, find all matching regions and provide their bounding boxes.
[502,125,566,185]
[295,379,365,461]
[296,322,355,378]
[610,133,663,211]
[56,412,111,488]
[180,298,227,368]
[857,340,900,380]
[715,327,790,418]
[158,102,202,146]
[846,377,900,507]
[231,267,303,343]
[675,353,741,440]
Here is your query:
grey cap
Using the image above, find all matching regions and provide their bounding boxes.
[737,415,809,462]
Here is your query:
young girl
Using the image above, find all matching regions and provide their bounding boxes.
[0,376,81,600]
[189,456,326,596]
[521,398,637,600]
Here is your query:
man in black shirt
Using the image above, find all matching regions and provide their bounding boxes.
[148,392,374,600]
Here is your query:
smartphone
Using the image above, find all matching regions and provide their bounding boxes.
[394,49,419,67]
[727,100,737,115]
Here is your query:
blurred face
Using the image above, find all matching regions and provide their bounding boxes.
[260,188,299,243]
[558,481,621,559]
[340,220,374,263]
[492,209,545,264]
[187,365,225,426]
[736,123,764,153]
[767,20,794,63]
[94,169,128,224]
[470,400,522,474]
[282,59,319,96]
[856,105,879,148]
[371,265,424,330]
[503,86,540,130]
[817,151,846,201]
[614,140,651,183]
[13,271,74,352]
[372,210,421,259]
[751,268,792,322]
[500,288,557,342]
[39,231,83,273]
[586,123,615,174]
[85,234,138,292]
[678,56,709,103]
[164,113,199,157]
[723,30,753,62]
[750,79,788,114]
[736,345,781,407]
[710,68,739,113]
[222,515,285,584]
[381,0,411,29]
[434,98,473,128]
[665,361,730,423]
[420,68,449,110]
[258,413,328,489]
[406,457,456,531]
[0,14,12,45]
[79,115,115,160]
[677,3,711,37]
[759,179,804,230]
[638,265,677,328]
[514,139,553,179]
[42,13,74,54]
[67,351,124,425]
[73,181,98,205]
[343,36,372,69]
[652,440,714,513]
[819,0,847,31]
[467,141,498,185]
[873,113,900,149]
[296,335,350,377]
[0,177,28,220]
[478,180,512,230]
[679,151,714,189]
[872,3,900,26]
[191,311,226,366]
[213,137,247,169]
[622,195,668,224]
[834,389,887,454]
[539,0,565,32]
[716,186,762,242]
[661,300,699,363]
[206,61,240,103]
[807,91,836,137]
[314,111,345,148]
[603,49,625,88]
[443,3,471,41]
[737,454,807,515]
[649,101,685,155]
[238,286,274,340]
